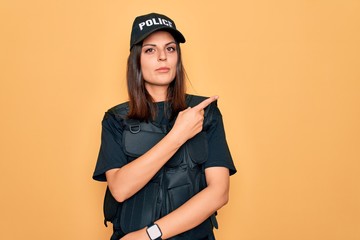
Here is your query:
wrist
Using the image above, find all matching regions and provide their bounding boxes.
[166,129,185,148]
[146,223,162,240]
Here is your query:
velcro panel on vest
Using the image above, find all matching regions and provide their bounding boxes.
[123,120,166,157]
[186,131,208,166]
[165,131,208,168]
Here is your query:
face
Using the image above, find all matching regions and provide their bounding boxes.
[140,31,178,97]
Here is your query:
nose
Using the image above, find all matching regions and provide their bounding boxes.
[158,49,167,61]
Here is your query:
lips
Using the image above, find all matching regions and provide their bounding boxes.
[155,67,170,72]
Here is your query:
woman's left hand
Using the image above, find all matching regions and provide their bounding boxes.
[120,228,148,240]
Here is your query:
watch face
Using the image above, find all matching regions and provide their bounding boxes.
[147,224,162,239]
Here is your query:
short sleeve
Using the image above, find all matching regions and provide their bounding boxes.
[92,112,128,182]
[204,104,237,176]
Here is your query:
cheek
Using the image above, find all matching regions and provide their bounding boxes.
[140,58,152,79]
[172,63,178,77]
[169,54,178,68]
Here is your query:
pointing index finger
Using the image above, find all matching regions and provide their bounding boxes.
[193,95,219,111]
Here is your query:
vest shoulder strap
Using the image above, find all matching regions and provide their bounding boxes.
[186,94,218,130]
[106,101,130,120]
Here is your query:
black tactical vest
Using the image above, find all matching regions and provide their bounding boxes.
[103,95,218,240]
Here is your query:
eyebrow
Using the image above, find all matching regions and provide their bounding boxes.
[142,41,177,48]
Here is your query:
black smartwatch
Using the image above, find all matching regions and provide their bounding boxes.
[146,223,162,240]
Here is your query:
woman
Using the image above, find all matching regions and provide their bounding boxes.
[93,13,236,240]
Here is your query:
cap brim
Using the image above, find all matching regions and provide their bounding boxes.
[132,27,185,48]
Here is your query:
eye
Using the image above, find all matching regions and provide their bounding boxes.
[144,48,155,53]
[166,46,176,52]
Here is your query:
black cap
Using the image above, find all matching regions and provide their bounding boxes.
[130,13,186,50]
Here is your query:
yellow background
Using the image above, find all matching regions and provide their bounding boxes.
[1,0,359,239]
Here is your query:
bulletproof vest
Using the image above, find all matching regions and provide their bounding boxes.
[103,95,218,240]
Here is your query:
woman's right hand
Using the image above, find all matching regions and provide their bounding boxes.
[170,95,219,144]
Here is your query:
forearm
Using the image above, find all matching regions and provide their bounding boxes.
[106,130,183,202]
[158,186,227,238]
[156,167,230,239]
[118,168,230,240]
[121,183,228,240]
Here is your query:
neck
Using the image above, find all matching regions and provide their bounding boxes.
[146,85,168,102]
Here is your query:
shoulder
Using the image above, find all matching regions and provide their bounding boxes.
[186,94,211,106]
[104,101,130,120]
[186,93,219,112]
[186,94,218,112]
[186,94,221,129]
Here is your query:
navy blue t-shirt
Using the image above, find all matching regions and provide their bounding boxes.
[93,97,236,181]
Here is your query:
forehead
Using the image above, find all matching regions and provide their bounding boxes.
[142,31,176,45]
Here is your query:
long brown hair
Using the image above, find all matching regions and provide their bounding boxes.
[126,41,187,121]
